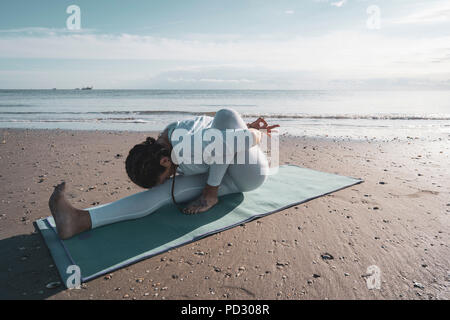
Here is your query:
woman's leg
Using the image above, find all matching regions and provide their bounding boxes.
[88,172,239,228]
[184,108,269,213]
[208,108,269,187]
[211,108,269,191]
[205,108,253,187]
[49,170,242,238]
[88,174,206,228]
[227,145,269,192]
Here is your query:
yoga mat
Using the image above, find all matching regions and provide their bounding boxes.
[36,165,362,287]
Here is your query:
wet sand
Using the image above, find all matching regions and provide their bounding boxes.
[0,129,449,300]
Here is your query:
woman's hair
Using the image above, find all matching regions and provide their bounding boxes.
[125,137,171,188]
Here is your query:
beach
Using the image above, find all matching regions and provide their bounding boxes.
[0,128,448,300]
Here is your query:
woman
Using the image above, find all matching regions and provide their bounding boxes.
[48,108,279,239]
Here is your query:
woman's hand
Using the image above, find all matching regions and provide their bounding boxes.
[247,117,279,136]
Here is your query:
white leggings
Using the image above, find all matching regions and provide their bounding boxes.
[88,109,269,228]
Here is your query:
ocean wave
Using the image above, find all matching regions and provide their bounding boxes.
[0,110,216,116]
[242,113,450,121]
[196,104,257,107]
[0,104,32,107]
[2,119,152,124]
[0,110,449,121]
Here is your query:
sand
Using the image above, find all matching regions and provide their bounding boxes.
[0,128,448,300]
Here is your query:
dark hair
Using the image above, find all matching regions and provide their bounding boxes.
[125,137,171,188]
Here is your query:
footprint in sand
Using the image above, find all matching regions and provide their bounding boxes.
[223,286,256,297]
[389,189,440,198]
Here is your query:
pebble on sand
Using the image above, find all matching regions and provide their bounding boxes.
[413,281,424,289]
[321,253,334,260]
[276,261,289,267]
[45,281,61,289]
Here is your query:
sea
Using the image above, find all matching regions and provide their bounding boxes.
[1,89,449,141]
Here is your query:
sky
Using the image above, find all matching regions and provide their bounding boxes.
[0,0,449,89]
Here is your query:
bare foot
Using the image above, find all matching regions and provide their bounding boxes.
[48,182,92,239]
[183,193,219,215]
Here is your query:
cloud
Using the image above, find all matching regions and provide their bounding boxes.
[393,2,450,24]
[130,64,450,90]
[330,0,347,8]
[1,30,448,75]
[167,77,255,83]
[140,65,330,89]
[1,26,449,89]
[284,10,295,15]
[0,27,94,35]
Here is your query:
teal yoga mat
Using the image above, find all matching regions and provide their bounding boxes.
[36,165,362,287]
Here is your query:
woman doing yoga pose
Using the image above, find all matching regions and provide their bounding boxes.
[48,108,279,239]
